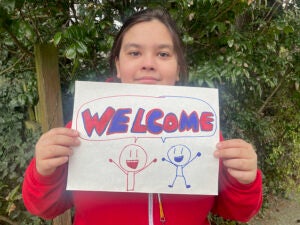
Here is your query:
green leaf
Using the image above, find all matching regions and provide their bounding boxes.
[217,22,226,34]
[0,0,15,13]
[76,41,88,55]
[5,184,20,201]
[65,44,77,59]
[227,39,234,48]
[283,25,294,34]
[53,32,62,46]
[182,34,194,44]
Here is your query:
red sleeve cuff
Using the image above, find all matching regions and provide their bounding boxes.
[31,158,67,186]
[225,169,263,190]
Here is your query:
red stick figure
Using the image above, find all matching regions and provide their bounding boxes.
[109,144,157,191]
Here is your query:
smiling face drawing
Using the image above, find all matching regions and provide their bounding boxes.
[167,145,191,166]
[119,144,148,172]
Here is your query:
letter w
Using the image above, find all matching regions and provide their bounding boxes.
[81,107,115,137]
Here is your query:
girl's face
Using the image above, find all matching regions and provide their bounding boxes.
[115,20,180,85]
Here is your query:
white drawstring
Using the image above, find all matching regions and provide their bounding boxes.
[148,193,154,225]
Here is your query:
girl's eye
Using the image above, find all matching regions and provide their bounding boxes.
[128,51,140,56]
[158,52,170,58]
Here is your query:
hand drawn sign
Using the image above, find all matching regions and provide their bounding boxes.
[67,81,220,195]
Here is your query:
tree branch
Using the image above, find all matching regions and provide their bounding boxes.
[257,74,287,116]
[20,4,41,42]
[0,215,18,225]
[3,27,33,57]
[0,54,26,76]
[258,55,294,116]
[213,0,238,21]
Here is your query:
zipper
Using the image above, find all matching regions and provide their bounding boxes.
[148,193,166,225]
[158,194,166,224]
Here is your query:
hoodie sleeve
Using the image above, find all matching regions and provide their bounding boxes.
[22,158,73,220]
[212,161,263,222]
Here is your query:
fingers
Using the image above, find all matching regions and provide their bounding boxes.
[35,127,80,176]
[39,128,80,145]
[38,145,74,160]
[222,158,256,171]
[214,139,256,159]
[226,168,257,184]
[38,156,70,175]
[214,139,258,184]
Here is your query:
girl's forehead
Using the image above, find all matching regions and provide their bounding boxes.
[122,20,173,45]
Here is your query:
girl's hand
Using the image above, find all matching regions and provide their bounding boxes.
[35,128,80,176]
[214,139,257,184]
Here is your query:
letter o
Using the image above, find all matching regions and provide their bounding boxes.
[163,113,178,133]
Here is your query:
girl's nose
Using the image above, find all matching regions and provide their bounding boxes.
[141,54,156,71]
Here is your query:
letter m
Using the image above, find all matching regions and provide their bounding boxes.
[179,111,199,132]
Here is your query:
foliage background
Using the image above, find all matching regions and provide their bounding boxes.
[0,0,299,224]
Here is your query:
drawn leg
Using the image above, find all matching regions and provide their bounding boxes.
[183,176,191,188]
[168,176,178,188]
[127,172,135,191]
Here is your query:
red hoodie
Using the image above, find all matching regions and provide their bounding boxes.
[22,131,262,225]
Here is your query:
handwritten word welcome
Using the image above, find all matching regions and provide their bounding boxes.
[82,107,214,137]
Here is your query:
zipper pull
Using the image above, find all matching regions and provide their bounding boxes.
[158,194,166,224]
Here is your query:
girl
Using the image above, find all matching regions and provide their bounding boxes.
[22,8,262,225]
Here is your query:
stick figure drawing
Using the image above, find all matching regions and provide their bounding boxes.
[109,144,157,191]
[162,144,201,189]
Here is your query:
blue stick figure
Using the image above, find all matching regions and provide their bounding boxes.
[162,144,201,189]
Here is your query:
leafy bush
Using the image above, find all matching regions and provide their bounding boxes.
[0,73,50,224]
[188,1,300,197]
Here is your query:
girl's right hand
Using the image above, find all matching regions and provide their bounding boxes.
[35,127,80,176]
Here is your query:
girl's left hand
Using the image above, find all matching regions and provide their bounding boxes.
[214,139,258,184]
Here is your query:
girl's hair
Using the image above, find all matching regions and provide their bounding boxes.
[109,8,188,84]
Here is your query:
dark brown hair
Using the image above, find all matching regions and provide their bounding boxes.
[109,8,188,84]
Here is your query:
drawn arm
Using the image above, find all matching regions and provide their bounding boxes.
[162,157,176,166]
[184,152,201,168]
[109,159,127,174]
[135,158,157,173]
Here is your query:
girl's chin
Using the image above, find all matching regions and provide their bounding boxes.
[121,79,175,85]
[135,80,175,86]
[137,80,159,85]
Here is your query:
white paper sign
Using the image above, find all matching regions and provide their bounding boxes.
[67,81,220,195]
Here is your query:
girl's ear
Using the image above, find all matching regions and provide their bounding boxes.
[115,57,121,79]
